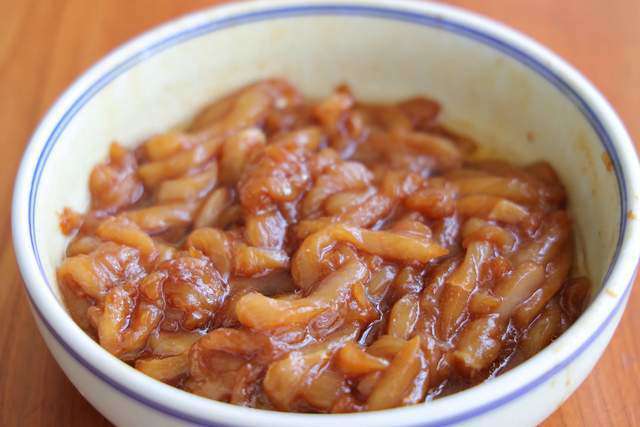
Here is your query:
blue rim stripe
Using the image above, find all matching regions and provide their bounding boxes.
[27,275,632,426]
[25,4,629,426]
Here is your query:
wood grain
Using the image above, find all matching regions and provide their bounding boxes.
[0,1,637,425]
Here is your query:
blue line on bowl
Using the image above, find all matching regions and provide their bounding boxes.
[26,271,632,426]
[23,3,630,426]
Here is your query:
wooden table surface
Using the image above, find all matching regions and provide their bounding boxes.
[1,1,638,425]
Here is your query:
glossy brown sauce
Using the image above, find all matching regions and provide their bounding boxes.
[57,79,590,413]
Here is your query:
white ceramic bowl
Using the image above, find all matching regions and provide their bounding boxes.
[12,1,640,426]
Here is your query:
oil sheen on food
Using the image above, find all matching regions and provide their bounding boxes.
[57,79,590,413]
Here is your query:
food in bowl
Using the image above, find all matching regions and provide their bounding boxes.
[56,78,590,413]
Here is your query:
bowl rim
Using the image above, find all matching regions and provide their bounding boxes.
[12,0,640,426]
